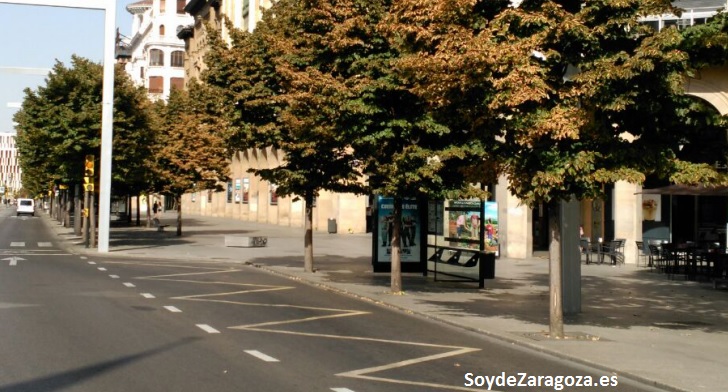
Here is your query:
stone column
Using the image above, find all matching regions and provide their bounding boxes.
[496,175,531,259]
[613,180,642,265]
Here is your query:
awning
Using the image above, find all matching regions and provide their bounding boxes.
[639,184,728,196]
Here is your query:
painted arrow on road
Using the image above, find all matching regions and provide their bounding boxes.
[3,257,26,266]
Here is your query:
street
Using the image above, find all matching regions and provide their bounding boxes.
[0,208,668,392]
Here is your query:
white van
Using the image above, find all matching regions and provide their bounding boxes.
[17,198,35,216]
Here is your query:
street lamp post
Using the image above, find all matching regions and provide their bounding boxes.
[0,0,115,252]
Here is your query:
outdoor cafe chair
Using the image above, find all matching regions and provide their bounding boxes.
[648,244,666,272]
[601,239,625,265]
[635,241,649,267]
[581,238,601,264]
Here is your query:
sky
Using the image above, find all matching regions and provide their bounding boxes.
[0,0,136,133]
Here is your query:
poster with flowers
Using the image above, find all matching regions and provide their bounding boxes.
[642,195,661,221]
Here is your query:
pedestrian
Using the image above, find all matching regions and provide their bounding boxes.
[152,201,159,217]
[456,214,466,237]
[469,213,480,239]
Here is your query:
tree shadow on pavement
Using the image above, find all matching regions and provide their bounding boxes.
[255,255,728,333]
[403,269,728,333]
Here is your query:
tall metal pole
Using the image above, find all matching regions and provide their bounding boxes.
[0,0,116,253]
[97,0,116,252]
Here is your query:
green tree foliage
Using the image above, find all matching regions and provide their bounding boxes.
[155,83,230,236]
[681,11,728,69]
[203,0,484,285]
[204,1,379,273]
[14,56,157,199]
[385,0,728,336]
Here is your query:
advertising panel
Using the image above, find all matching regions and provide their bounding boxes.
[440,200,498,254]
[376,197,421,263]
[483,201,499,254]
[445,200,482,250]
[234,179,241,203]
[242,178,250,203]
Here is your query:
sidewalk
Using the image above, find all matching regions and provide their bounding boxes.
[46,211,728,392]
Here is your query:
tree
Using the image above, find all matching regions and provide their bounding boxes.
[385,0,728,337]
[204,3,372,273]
[14,56,157,215]
[155,83,230,236]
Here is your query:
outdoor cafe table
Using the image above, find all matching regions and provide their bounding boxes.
[662,244,727,280]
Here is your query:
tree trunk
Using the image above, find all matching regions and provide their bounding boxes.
[55,192,61,222]
[146,194,153,228]
[74,184,82,236]
[63,190,71,228]
[175,195,183,236]
[304,193,314,273]
[90,191,96,248]
[390,197,403,293]
[132,193,137,226]
[548,201,564,339]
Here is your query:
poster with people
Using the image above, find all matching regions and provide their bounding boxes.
[446,200,481,249]
[376,197,420,263]
[443,200,498,253]
[483,201,499,254]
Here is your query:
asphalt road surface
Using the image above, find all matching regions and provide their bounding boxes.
[0,207,669,392]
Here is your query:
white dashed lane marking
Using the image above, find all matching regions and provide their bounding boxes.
[38,242,52,247]
[10,242,24,247]
[109,275,120,279]
[123,282,136,288]
[88,261,96,265]
[196,324,220,334]
[164,306,182,313]
[98,267,107,271]
[331,389,356,392]
[141,293,155,299]
[244,350,279,363]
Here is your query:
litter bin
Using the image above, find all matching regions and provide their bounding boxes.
[480,252,496,279]
[327,218,337,234]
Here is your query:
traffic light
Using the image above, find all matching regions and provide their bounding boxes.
[84,155,95,192]
[84,155,95,178]
[83,176,94,191]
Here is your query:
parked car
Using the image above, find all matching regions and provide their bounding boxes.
[16,198,35,216]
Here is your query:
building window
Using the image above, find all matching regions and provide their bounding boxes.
[148,76,163,94]
[177,0,185,14]
[159,25,165,36]
[171,50,185,67]
[170,77,184,91]
[663,19,678,29]
[160,0,166,13]
[640,20,659,31]
[140,66,145,79]
[269,183,278,205]
[243,178,250,203]
[149,49,164,66]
